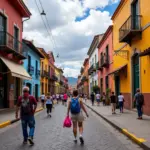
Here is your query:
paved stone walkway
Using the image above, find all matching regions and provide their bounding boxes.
[84,100,150,148]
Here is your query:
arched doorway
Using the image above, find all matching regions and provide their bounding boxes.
[132,53,140,107]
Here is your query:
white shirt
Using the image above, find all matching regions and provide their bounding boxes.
[56,94,59,99]
[96,94,101,99]
[118,95,124,102]
[41,94,45,100]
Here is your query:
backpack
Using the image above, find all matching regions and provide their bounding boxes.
[70,98,80,114]
[138,93,144,105]
[21,96,32,115]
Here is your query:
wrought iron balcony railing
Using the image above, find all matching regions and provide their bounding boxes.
[28,65,34,75]
[0,31,28,59]
[101,55,109,68]
[119,15,142,44]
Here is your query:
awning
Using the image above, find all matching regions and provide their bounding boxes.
[0,56,32,80]
[108,64,127,75]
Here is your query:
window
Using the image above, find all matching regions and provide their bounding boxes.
[28,55,31,67]
[95,81,97,86]
[41,62,44,72]
[105,76,109,89]
[35,60,38,75]
[100,78,103,94]
[0,15,6,45]
[14,26,19,50]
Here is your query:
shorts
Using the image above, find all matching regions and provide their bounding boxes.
[64,99,67,102]
[41,99,45,103]
[71,112,84,122]
[96,99,100,102]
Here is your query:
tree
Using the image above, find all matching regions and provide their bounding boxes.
[92,85,100,94]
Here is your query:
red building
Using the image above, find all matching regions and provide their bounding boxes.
[0,0,31,108]
[97,25,114,94]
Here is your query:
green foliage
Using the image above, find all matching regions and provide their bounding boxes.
[92,85,100,94]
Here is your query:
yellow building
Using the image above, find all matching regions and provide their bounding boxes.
[38,48,49,95]
[55,67,60,94]
[111,0,150,115]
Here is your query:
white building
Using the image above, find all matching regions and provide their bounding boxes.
[87,34,103,95]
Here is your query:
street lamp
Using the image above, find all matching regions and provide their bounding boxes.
[41,10,46,16]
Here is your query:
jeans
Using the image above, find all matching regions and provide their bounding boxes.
[119,101,123,112]
[21,116,35,140]
[137,105,143,117]
[46,104,52,114]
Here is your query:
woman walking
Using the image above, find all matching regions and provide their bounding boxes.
[67,90,89,144]
[118,93,124,113]
[46,93,53,117]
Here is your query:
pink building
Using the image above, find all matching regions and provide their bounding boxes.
[0,0,31,108]
[97,25,114,94]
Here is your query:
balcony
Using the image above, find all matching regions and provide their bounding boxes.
[41,70,45,78]
[119,15,142,44]
[96,61,103,71]
[60,80,64,85]
[36,70,40,78]
[0,31,28,59]
[44,71,49,78]
[81,76,88,82]
[101,55,109,68]
[88,65,93,75]
[28,66,34,75]
[92,64,97,72]
[52,75,58,81]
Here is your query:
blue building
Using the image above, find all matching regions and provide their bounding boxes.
[23,39,44,100]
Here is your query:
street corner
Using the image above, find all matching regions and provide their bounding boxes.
[0,121,11,129]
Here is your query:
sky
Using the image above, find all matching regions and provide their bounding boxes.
[23,0,120,78]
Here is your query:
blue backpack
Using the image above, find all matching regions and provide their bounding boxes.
[70,98,80,114]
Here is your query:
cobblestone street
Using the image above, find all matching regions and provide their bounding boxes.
[0,104,142,150]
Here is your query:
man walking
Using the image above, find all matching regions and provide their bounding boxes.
[134,89,144,119]
[91,92,95,106]
[110,92,116,114]
[16,86,37,145]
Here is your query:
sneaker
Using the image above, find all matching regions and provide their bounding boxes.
[74,139,77,143]
[79,136,84,145]
[23,140,28,144]
[28,137,34,145]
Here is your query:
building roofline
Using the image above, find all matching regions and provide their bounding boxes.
[98,25,113,49]
[83,58,89,66]
[87,34,104,56]
[111,0,125,20]
[23,39,44,58]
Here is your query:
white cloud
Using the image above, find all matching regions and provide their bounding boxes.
[23,0,116,77]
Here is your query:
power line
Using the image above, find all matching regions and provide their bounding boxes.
[38,0,57,50]
[34,0,54,51]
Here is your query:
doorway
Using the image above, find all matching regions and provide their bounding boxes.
[26,83,32,95]
[35,84,38,101]
[132,53,140,107]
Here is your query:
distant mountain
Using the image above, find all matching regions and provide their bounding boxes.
[68,77,77,86]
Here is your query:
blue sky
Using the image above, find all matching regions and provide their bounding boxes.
[76,1,120,22]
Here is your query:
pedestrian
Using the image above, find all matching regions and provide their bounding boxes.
[110,92,116,114]
[16,86,37,145]
[40,92,45,108]
[91,92,95,106]
[46,93,53,117]
[63,93,68,106]
[56,93,60,104]
[102,92,106,106]
[134,89,144,119]
[84,94,87,103]
[67,90,89,144]
[118,93,124,113]
[96,92,101,106]
[61,93,64,105]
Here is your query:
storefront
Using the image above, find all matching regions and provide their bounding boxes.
[0,56,31,109]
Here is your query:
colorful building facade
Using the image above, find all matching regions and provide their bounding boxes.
[87,34,103,95]
[112,0,150,115]
[0,0,31,108]
[23,40,44,101]
[97,25,114,94]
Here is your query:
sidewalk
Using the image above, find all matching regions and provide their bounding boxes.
[85,100,150,149]
[0,102,42,124]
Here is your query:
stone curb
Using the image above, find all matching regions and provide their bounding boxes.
[0,107,44,129]
[84,103,150,150]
